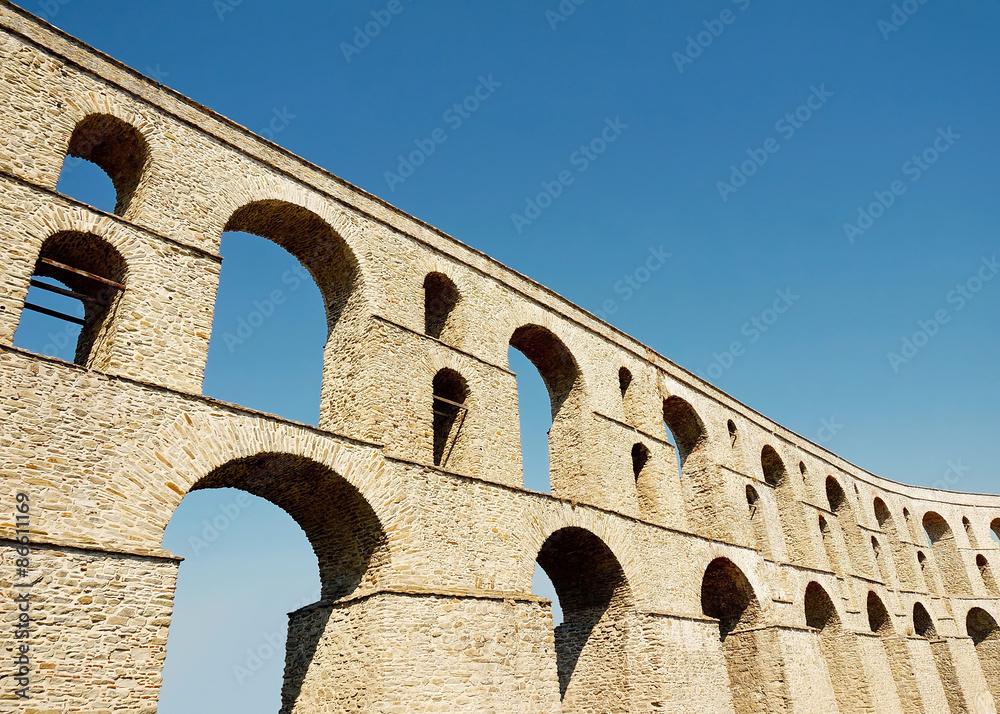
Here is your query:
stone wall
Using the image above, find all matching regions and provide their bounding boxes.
[3,2,1000,711]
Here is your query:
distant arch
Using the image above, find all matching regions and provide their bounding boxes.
[923,511,973,596]
[618,367,632,398]
[536,527,633,709]
[867,591,922,709]
[760,445,785,487]
[662,396,706,469]
[978,554,999,596]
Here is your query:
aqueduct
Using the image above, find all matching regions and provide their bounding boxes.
[2,4,1000,712]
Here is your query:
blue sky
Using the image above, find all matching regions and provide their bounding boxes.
[9,1,1000,711]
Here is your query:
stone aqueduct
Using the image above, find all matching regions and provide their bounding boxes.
[2,4,1000,713]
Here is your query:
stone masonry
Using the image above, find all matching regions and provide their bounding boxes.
[2,3,1000,712]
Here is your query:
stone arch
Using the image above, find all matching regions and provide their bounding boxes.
[913,601,966,712]
[978,554,999,595]
[618,366,632,398]
[868,591,922,710]
[804,581,870,712]
[223,199,361,331]
[61,112,151,216]
[509,324,586,494]
[873,497,910,588]
[826,476,871,576]
[662,395,706,470]
[423,271,460,340]
[923,511,973,596]
[14,231,127,369]
[760,446,807,563]
[745,485,769,555]
[535,526,634,710]
[968,607,1000,703]
[701,557,784,713]
[991,518,1000,546]
[760,445,786,487]
[431,367,468,467]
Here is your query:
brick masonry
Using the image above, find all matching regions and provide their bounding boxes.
[1,3,1000,712]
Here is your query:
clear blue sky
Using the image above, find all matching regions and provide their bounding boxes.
[10,1,1000,711]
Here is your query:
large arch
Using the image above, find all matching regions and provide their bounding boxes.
[913,602,965,712]
[867,591,922,710]
[923,511,973,596]
[804,581,871,712]
[968,607,1000,703]
[509,324,585,495]
[701,557,785,713]
[535,526,633,711]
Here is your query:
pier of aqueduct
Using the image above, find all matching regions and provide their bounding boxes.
[2,3,1000,712]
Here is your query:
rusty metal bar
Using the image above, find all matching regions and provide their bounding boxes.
[441,407,468,468]
[30,279,107,306]
[433,395,468,411]
[39,258,125,291]
[23,302,85,326]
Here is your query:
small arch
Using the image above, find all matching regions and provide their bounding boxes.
[991,518,1000,547]
[978,554,999,595]
[536,527,632,706]
[871,535,881,560]
[913,602,936,638]
[745,485,767,554]
[867,591,891,634]
[968,607,1000,701]
[917,551,927,569]
[13,231,127,368]
[798,461,807,480]
[964,516,980,548]
[423,272,459,340]
[631,443,649,481]
[746,484,760,510]
[760,445,786,487]
[432,368,469,467]
[728,419,738,447]
[62,113,150,215]
[826,477,846,513]
[618,367,632,398]
[874,498,891,528]
[923,511,973,596]
[662,396,706,468]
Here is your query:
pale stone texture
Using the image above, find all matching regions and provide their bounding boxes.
[2,3,1000,711]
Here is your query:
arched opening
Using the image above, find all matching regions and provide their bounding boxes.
[805,582,869,711]
[58,113,150,215]
[798,461,807,480]
[746,485,768,555]
[509,325,583,495]
[205,201,358,425]
[662,396,706,478]
[432,368,468,467]
[760,446,785,487]
[13,232,127,368]
[867,591,922,709]
[968,607,1000,702]
[964,516,980,548]
[631,442,649,480]
[913,602,965,711]
[826,476,871,576]
[818,514,840,574]
[873,498,910,588]
[535,527,632,710]
[618,366,632,398]
[701,558,780,713]
[923,512,973,596]
[991,518,1000,547]
[423,272,459,340]
[728,419,738,447]
[978,554,999,596]
[871,535,882,574]
[160,453,388,712]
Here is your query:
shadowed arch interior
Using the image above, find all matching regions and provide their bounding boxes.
[432,368,469,467]
[65,113,150,215]
[225,200,360,330]
[968,607,1000,701]
[423,272,459,339]
[923,511,973,596]
[867,591,891,634]
[15,231,127,368]
[536,527,632,707]
[805,582,871,711]
[509,325,581,413]
[190,453,388,601]
[761,446,785,487]
[826,477,846,513]
[662,396,705,463]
